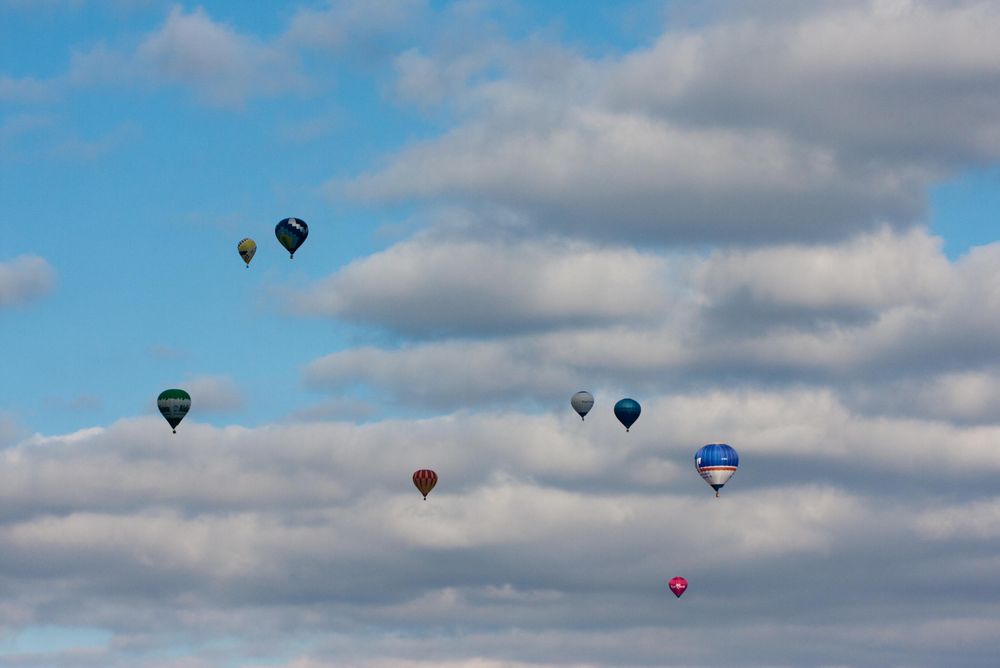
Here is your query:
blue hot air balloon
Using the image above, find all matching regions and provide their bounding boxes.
[613,398,641,432]
[695,443,739,497]
[275,217,309,258]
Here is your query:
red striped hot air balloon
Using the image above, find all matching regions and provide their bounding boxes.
[668,577,688,598]
[412,469,438,500]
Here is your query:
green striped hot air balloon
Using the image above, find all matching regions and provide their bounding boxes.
[157,389,191,433]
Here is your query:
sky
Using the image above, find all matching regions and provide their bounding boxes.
[2,0,1000,666]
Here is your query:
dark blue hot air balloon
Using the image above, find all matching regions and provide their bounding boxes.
[613,398,641,432]
[275,217,309,258]
[695,443,739,497]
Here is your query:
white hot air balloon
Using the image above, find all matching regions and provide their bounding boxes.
[571,391,594,420]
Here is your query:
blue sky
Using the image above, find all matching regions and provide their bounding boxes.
[2,0,993,435]
[2,0,672,435]
[3,2,1000,667]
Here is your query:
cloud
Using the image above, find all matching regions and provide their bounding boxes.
[284,0,428,55]
[69,6,308,108]
[147,344,188,360]
[0,255,56,307]
[43,394,103,412]
[301,229,1000,415]
[914,496,1000,540]
[0,412,26,448]
[46,121,141,160]
[287,397,377,422]
[346,1,1000,246]
[5,3,1000,666]
[611,0,1000,166]
[699,227,949,313]
[0,113,56,161]
[2,413,1000,666]
[0,74,58,104]
[276,115,338,144]
[181,375,245,414]
[297,235,679,336]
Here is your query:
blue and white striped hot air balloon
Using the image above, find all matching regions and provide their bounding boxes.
[695,443,739,498]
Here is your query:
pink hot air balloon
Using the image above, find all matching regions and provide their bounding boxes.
[668,577,688,598]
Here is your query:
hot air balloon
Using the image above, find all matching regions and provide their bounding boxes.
[412,469,438,500]
[237,238,256,267]
[275,217,308,258]
[157,389,190,434]
[668,577,688,598]
[614,398,641,432]
[695,443,739,497]
[571,391,594,420]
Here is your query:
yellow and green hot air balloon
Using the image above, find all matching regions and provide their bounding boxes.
[157,389,191,433]
[237,238,257,268]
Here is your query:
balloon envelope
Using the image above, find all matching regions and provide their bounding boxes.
[275,218,308,258]
[412,469,438,499]
[157,389,190,433]
[668,577,688,598]
[571,391,594,420]
[614,398,641,431]
[695,443,739,497]
[237,238,256,267]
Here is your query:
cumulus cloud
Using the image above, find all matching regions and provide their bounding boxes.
[0,255,56,307]
[46,121,141,161]
[284,0,428,55]
[6,3,1000,666]
[610,0,1000,165]
[69,6,308,107]
[301,229,1000,417]
[347,108,921,245]
[697,226,950,321]
[297,236,679,336]
[181,375,245,414]
[346,1,1000,245]
[0,74,58,103]
[0,412,25,448]
[1,410,999,666]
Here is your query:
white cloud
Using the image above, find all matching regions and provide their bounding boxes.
[347,1,1000,245]
[697,226,950,316]
[0,255,56,307]
[297,235,678,335]
[913,496,1000,540]
[848,368,1000,424]
[607,0,1000,164]
[284,0,427,53]
[6,3,1000,666]
[0,412,25,448]
[69,6,308,108]
[347,107,911,245]
[2,413,997,666]
[0,74,58,103]
[47,121,141,160]
[180,375,245,414]
[300,229,1000,420]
